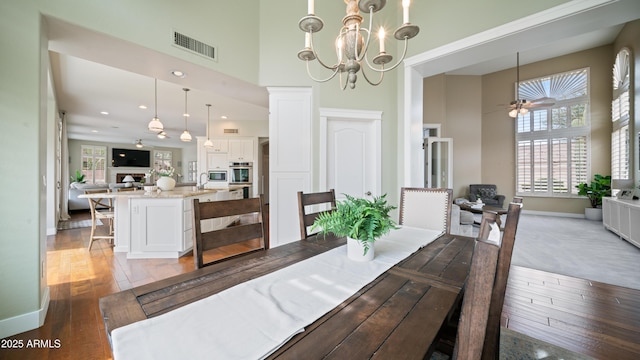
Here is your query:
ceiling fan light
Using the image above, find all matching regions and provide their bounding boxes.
[519,108,529,115]
[148,117,164,132]
[508,109,518,118]
[180,130,192,142]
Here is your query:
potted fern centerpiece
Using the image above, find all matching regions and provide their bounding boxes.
[311,194,397,261]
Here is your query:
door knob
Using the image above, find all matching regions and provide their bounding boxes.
[365,191,372,196]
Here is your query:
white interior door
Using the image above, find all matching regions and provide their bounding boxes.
[424,137,453,188]
[320,108,381,201]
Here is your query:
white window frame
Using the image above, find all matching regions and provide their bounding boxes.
[80,145,107,184]
[611,49,631,184]
[515,68,590,198]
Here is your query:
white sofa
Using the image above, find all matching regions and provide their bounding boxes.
[68,182,136,211]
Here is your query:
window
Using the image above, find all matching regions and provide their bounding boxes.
[81,145,107,184]
[154,150,173,173]
[611,49,630,182]
[516,68,589,196]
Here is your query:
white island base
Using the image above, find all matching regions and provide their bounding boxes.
[111,187,244,259]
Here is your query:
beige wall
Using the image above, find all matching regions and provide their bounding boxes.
[424,75,483,198]
[482,46,614,214]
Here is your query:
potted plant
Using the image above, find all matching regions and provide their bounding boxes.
[576,174,611,221]
[311,194,397,261]
[70,170,86,184]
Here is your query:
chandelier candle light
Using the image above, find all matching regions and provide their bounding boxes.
[298,0,419,89]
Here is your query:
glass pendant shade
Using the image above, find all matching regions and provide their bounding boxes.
[180,130,192,142]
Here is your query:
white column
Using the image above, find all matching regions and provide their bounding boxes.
[267,87,313,247]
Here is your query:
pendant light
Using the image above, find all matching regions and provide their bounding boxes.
[203,104,213,148]
[147,78,164,132]
[180,88,192,142]
[135,139,144,148]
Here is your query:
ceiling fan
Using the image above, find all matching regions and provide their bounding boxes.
[507,52,555,118]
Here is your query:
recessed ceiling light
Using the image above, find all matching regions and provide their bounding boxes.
[91,130,99,133]
[100,111,109,115]
[221,115,228,119]
[139,105,147,109]
[171,70,186,78]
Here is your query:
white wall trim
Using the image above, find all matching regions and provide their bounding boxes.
[0,286,50,339]
[521,209,585,219]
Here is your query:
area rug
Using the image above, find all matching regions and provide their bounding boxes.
[57,219,102,230]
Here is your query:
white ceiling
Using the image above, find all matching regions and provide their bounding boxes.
[47,1,640,149]
[47,17,269,149]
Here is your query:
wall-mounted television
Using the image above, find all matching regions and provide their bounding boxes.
[112,148,150,167]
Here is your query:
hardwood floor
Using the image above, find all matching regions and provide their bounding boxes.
[503,265,640,360]
[1,211,638,360]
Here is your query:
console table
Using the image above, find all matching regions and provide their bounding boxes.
[602,197,640,249]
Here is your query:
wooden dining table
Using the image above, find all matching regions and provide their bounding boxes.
[99,231,474,359]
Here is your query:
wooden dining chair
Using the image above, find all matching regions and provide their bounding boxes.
[85,188,115,250]
[480,198,523,359]
[437,200,524,360]
[192,195,268,269]
[297,189,336,239]
[399,187,453,234]
[452,210,503,360]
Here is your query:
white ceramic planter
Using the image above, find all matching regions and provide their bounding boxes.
[157,177,176,191]
[584,207,603,221]
[347,237,375,262]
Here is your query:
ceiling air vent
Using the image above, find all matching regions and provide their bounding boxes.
[172,30,216,61]
[224,129,239,134]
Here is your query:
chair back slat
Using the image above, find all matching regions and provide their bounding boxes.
[399,187,453,234]
[481,199,523,359]
[453,211,501,360]
[192,196,267,269]
[297,189,336,238]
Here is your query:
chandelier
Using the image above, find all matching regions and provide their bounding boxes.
[298,0,419,90]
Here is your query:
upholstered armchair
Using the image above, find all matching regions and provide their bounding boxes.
[468,184,505,208]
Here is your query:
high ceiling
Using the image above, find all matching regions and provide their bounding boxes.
[47,1,640,149]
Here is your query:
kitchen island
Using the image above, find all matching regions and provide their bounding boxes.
[81,187,244,259]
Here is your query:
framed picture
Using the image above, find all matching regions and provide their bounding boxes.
[617,189,635,200]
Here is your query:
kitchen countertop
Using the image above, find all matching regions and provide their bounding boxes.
[79,186,245,199]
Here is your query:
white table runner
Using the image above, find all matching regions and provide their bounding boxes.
[111,226,442,360]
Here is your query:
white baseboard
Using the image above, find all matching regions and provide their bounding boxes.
[0,286,50,339]
[521,209,585,219]
[47,227,57,236]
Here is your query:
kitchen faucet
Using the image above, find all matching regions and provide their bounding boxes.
[198,172,208,190]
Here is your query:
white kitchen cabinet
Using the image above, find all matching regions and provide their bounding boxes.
[207,152,229,170]
[210,139,229,153]
[129,198,185,257]
[602,197,640,249]
[228,139,254,162]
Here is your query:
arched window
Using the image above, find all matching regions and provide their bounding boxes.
[611,49,631,183]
